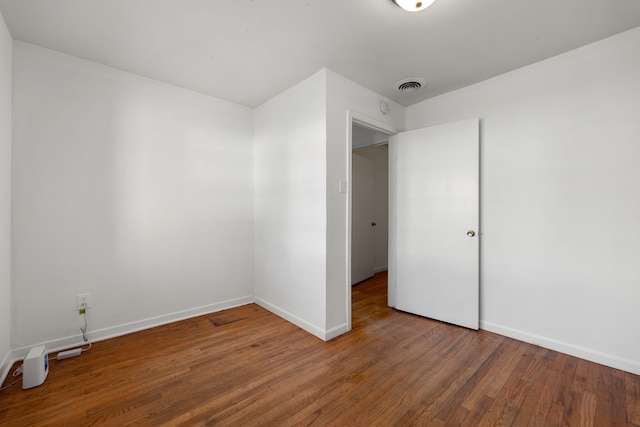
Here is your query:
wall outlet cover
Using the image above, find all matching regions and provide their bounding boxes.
[76,293,92,310]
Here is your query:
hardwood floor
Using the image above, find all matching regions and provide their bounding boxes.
[1,272,639,426]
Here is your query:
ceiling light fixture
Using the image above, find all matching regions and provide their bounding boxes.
[391,0,435,12]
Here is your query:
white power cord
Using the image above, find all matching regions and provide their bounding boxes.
[0,365,24,391]
[57,309,92,360]
[80,309,89,343]
[80,309,92,352]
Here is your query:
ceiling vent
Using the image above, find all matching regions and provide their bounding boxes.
[397,78,426,94]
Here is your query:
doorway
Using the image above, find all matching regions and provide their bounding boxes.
[351,137,389,284]
[350,123,390,308]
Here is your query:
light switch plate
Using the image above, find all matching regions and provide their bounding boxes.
[339,180,348,194]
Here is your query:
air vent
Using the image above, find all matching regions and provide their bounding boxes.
[398,81,422,92]
[396,77,426,94]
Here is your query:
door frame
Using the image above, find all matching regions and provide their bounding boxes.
[346,111,397,331]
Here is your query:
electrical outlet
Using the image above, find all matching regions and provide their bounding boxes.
[76,293,92,310]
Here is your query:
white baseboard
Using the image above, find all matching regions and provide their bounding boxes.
[325,323,350,340]
[254,297,328,341]
[5,295,255,381]
[1,350,13,388]
[374,266,388,274]
[481,320,640,375]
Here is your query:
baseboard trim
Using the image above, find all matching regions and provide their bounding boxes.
[481,320,640,375]
[1,350,13,388]
[374,266,388,274]
[254,297,327,341]
[6,296,255,378]
[325,323,350,340]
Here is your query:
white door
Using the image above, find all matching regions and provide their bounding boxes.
[393,118,479,329]
[351,153,375,285]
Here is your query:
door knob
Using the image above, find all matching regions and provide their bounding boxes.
[467,230,476,237]
[371,222,377,227]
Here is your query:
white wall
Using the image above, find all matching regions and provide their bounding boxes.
[406,27,640,374]
[253,70,402,340]
[325,70,404,335]
[11,42,255,353]
[356,145,388,272]
[0,10,12,380]
[253,70,328,338]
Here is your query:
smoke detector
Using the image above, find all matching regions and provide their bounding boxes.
[396,78,426,94]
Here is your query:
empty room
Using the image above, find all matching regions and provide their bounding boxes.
[1,1,639,425]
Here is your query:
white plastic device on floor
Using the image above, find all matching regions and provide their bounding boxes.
[22,345,49,389]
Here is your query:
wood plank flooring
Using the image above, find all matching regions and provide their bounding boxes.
[1,272,638,426]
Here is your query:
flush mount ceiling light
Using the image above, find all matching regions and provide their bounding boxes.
[391,0,436,12]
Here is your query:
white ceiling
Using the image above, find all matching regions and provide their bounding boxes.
[1,0,639,108]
